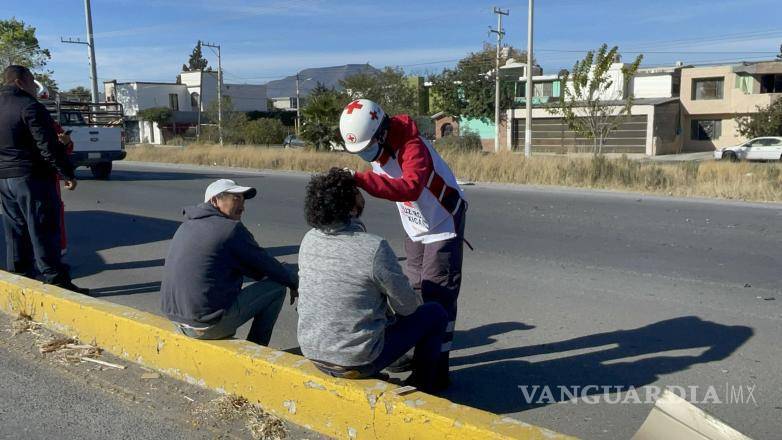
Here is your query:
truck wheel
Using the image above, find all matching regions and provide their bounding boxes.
[90,162,112,179]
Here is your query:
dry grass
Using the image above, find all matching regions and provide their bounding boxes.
[127,144,782,202]
[11,313,40,335]
[192,395,288,440]
[127,143,367,174]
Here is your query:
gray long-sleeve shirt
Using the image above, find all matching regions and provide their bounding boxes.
[296,220,422,367]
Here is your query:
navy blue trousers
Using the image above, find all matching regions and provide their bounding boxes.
[0,175,69,284]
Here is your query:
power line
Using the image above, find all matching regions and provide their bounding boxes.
[536,49,778,55]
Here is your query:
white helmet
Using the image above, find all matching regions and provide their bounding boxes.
[339,99,386,153]
[34,80,51,100]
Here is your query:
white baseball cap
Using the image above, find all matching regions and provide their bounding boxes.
[204,179,257,203]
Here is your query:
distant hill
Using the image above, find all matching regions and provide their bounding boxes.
[265,64,380,98]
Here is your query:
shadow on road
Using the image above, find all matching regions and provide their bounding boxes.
[453,321,536,351]
[76,169,236,182]
[90,281,162,298]
[63,211,180,280]
[1,210,301,298]
[445,316,753,414]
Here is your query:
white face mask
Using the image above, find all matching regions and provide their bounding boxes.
[358,142,381,162]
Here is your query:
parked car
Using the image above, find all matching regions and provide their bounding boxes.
[714,137,782,162]
[283,134,306,149]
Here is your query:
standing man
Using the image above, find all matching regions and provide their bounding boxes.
[339,99,466,388]
[161,179,298,346]
[0,65,87,294]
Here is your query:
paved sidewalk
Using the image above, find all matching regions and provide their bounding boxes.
[0,311,325,440]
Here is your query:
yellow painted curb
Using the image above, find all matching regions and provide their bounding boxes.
[0,272,575,440]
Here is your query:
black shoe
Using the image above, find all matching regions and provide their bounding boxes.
[384,354,413,373]
[54,280,90,295]
[404,373,450,394]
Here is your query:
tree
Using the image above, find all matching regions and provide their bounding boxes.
[243,118,287,146]
[64,86,91,102]
[0,18,56,90]
[182,41,208,72]
[203,97,248,144]
[0,18,50,69]
[138,107,173,125]
[735,98,782,139]
[429,43,529,121]
[137,107,173,144]
[340,66,418,116]
[301,83,347,151]
[549,44,642,155]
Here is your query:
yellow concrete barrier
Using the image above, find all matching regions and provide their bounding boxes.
[0,272,575,440]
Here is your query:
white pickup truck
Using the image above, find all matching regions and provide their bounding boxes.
[43,100,126,179]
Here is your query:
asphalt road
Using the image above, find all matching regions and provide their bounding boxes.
[10,161,781,439]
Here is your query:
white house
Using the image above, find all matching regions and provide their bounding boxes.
[104,70,268,144]
[104,81,191,117]
[179,70,267,112]
[104,80,195,144]
[270,96,297,111]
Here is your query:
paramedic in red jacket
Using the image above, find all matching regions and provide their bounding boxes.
[339,99,466,389]
[37,82,72,255]
[52,121,73,254]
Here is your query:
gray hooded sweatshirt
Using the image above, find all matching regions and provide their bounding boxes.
[296,220,422,367]
[161,203,298,326]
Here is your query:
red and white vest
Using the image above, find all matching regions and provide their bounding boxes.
[371,138,465,244]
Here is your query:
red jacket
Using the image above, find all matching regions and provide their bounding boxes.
[52,121,74,155]
[354,115,433,202]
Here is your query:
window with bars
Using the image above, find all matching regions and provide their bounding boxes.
[691,119,721,140]
[517,81,555,98]
[692,78,724,100]
[169,93,179,111]
[760,74,782,94]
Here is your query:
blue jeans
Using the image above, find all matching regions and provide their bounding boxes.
[177,279,286,346]
[315,302,448,392]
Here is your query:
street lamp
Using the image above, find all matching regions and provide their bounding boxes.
[295,74,313,136]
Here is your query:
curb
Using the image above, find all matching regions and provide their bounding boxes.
[0,272,575,440]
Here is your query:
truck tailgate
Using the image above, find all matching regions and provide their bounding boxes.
[70,127,122,152]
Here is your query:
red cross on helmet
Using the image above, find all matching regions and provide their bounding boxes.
[339,98,386,153]
[34,80,51,100]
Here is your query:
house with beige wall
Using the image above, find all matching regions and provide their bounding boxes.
[680,60,782,152]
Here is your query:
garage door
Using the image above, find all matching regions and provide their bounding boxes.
[512,115,648,154]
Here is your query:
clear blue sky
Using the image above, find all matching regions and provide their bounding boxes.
[6,0,782,90]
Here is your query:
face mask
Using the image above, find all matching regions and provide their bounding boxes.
[358,142,381,162]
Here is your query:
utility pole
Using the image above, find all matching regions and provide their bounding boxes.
[490,7,509,153]
[295,74,312,137]
[296,73,301,137]
[196,70,202,142]
[202,42,223,146]
[524,0,534,157]
[61,0,100,102]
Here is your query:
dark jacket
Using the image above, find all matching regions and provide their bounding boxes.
[0,85,75,179]
[161,203,298,326]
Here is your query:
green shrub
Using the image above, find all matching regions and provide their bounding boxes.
[243,118,287,146]
[434,129,483,152]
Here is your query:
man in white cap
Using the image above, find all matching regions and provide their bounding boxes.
[161,179,298,346]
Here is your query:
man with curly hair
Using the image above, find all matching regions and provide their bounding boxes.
[339,99,467,387]
[296,168,449,393]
